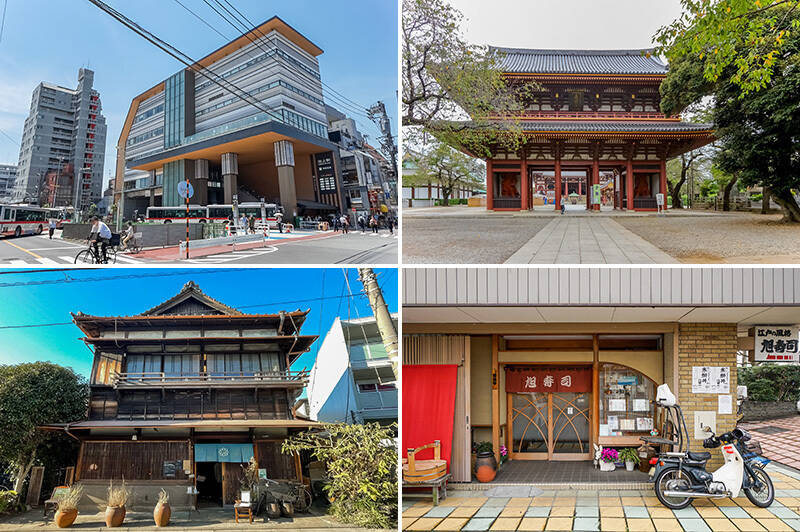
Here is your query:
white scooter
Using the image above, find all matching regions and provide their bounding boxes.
[649,384,774,509]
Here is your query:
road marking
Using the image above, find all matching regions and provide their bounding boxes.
[35,257,59,264]
[59,256,76,263]
[2,239,43,259]
[114,255,140,264]
[8,259,28,265]
[26,245,84,251]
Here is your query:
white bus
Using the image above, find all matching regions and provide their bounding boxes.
[145,206,211,223]
[0,204,48,237]
[207,203,280,228]
[145,203,281,227]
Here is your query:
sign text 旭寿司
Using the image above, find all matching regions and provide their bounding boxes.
[505,366,591,393]
[755,326,799,362]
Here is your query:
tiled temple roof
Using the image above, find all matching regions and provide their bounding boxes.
[434,120,713,134]
[491,47,668,75]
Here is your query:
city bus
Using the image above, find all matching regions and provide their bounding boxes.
[145,206,211,223]
[207,203,280,228]
[0,204,48,237]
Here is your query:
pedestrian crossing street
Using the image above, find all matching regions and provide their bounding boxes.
[0,253,144,266]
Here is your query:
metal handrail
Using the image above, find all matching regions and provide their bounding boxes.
[110,370,309,387]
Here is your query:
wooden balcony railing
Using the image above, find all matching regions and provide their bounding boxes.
[110,370,309,389]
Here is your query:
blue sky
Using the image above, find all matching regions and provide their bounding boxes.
[0,267,397,378]
[0,0,398,183]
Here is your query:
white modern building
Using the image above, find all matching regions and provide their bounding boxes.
[116,16,346,220]
[0,164,17,202]
[306,314,398,425]
[13,68,106,209]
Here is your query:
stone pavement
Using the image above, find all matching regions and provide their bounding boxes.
[0,506,391,531]
[741,416,800,471]
[401,464,800,531]
[504,218,678,264]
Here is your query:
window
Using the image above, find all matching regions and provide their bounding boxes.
[358,383,377,393]
[568,91,584,112]
[163,354,200,376]
[598,363,657,438]
[260,352,281,373]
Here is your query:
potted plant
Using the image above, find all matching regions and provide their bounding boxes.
[499,445,508,468]
[54,485,83,528]
[600,448,618,471]
[619,448,641,472]
[104,481,130,528]
[473,441,497,483]
[153,489,171,527]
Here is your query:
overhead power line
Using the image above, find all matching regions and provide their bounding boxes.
[171,0,229,40]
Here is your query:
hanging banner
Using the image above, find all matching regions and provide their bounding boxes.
[754,326,799,362]
[505,366,591,393]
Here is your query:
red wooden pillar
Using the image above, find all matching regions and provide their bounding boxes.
[486,159,494,210]
[659,158,667,208]
[554,159,562,211]
[521,154,529,211]
[626,159,634,211]
[592,159,600,210]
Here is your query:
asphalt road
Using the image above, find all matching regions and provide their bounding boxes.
[0,230,398,265]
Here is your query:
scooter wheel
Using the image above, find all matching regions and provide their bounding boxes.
[744,467,774,507]
[654,467,693,510]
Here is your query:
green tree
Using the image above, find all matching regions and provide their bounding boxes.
[659,6,800,221]
[282,423,397,529]
[413,141,484,205]
[0,363,88,495]
[654,0,800,96]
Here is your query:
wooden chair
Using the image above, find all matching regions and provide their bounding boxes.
[43,486,70,517]
[234,490,253,524]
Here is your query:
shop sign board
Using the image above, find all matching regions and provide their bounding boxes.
[591,184,601,204]
[691,366,730,394]
[754,325,799,362]
[505,366,591,393]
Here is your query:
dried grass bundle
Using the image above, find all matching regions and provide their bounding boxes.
[56,485,84,512]
[106,481,130,508]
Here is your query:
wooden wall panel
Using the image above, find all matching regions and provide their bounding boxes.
[222,462,246,505]
[255,441,297,480]
[78,441,191,481]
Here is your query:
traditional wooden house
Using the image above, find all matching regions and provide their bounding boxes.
[437,48,715,211]
[42,281,318,509]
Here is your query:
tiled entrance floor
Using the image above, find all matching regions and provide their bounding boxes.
[402,464,800,531]
[494,461,648,485]
[741,416,800,470]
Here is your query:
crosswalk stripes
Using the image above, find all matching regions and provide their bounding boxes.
[0,254,143,266]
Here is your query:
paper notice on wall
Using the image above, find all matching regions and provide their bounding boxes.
[607,415,619,430]
[608,398,626,412]
[599,424,610,436]
[718,394,733,415]
[692,366,730,394]
[633,399,649,412]
[637,417,653,431]
[620,418,636,431]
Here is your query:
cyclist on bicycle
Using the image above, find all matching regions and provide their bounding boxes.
[120,222,135,251]
[88,216,112,263]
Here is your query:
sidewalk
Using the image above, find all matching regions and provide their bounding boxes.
[402,464,800,531]
[505,218,677,264]
[741,416,800,471]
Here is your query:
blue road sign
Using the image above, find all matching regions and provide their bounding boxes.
[178,181,194,199]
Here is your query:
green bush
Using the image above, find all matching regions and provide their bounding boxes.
[282,423,397,529]
[0,490,21,514]
[739,365,800,402]
[750,193,763,201]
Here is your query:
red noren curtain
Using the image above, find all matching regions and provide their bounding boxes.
[401,364,458,467]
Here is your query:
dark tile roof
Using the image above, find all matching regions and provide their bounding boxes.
[434,120,712,134]
[491,47,668,75]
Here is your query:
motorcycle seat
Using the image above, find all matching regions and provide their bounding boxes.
[687,451,712,461]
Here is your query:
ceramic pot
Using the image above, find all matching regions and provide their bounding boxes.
[153,502,171,527]
[281,501,294,517]
[600,461,615,472]
[625,461,635,472]
[105,505,126,527]
[54,508,77,528]
[475,451,497,483]
[266,502,281,518]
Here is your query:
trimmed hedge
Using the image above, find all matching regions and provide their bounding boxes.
[739,365,800,402]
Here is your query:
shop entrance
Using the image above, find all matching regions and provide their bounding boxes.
[510,391,592,460]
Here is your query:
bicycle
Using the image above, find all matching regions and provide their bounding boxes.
[75,236,118,264]
[119,232,143,254]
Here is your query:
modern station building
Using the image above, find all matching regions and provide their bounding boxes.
[0,164,17,202]
[306,314,398,425]
[13,68,107,209]
[437,49,714,211]
[116,16,348,220]
[402,267,800,482]
[42,281,319,509]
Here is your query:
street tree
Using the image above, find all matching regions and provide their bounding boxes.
[0,362,88,495]
[413,141,484,206]
[659,5,800,222]
[402,0,534,134]
[654,0,800,96]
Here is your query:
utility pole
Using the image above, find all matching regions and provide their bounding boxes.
[366,101,397,204]
[358,268,398,367]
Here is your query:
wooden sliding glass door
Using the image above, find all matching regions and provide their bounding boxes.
[509,391,592,460]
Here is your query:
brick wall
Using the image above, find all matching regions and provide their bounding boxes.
[678,323,738,468]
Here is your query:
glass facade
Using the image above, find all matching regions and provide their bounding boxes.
[164,71,185,149]
[162,160,185,206]
[599,363,657,438]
